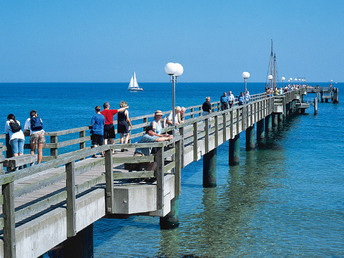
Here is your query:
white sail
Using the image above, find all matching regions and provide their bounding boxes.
[128,72,143,91]
[133,72,139,88]
[128,76,134,89]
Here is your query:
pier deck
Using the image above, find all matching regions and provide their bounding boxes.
[0,86,333,257]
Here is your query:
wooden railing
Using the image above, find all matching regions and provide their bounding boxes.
[0,90,294,161]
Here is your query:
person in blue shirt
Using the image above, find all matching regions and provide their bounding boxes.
[238,92,245,106]
[220,92,228,110]
[90,106,105,157]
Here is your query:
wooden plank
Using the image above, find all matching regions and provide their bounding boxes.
[66,161,76,237]
[113,171,154,180]
[113,156,154,164]
[2,182,16,258]
[2,155,37,168]
[164,161,175,173]
[164,148,175,159]
[57,136,90,148]
[105,149,115,214]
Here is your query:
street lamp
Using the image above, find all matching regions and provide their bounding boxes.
[281,76,286,88]
[165,62,184,130]
[242,72,250,104]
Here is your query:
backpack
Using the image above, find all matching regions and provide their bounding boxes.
[9,120,21,133]
[30,117,43,131]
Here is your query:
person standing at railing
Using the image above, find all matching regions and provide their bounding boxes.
[101,102,128,148]
[24,110,45,164]
[202,97,211,115]
[151,110,169,137]
[228,91,235,108]
[4,114,25,157]
[178,107,186,124]
[166,106,181,126]
[90,106,105,158]
[238,92,245,106]
[117,101,132,152]
[220,92,228,110]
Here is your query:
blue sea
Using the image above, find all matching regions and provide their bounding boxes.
[1,82,343,257]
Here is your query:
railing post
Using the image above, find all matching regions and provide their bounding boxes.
[79,130,86,160]
[155,146,164,210]
[174,139,182,196]
[191,107,194,118]
[2,182,16,258]
[214,115,218,147]
[193,122,198,161]
[198,107,202,117]
[178,127,185,168]
[105,148,115,214]
[143,117,148,131]
[66,161,76,237]
[222,113,227,142]
[50,135,58,159]
[205,118,209,153]
[236,109,240,135]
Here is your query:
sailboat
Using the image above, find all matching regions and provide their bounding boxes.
[128,72,143,91]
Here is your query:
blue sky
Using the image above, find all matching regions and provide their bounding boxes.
[0,0,343,82]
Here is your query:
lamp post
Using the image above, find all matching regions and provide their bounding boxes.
[268,74,273,90]
[242,72,250,104]
[165,62,184,132]
[281,76,286,88]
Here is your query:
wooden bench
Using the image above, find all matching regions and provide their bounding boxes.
[1,154,37,171]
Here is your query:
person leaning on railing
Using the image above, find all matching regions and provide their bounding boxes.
[130,126,173,171]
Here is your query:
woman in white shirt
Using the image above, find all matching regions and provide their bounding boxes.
[4,114,25,157]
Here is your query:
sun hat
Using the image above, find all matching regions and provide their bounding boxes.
[155,110,163,116]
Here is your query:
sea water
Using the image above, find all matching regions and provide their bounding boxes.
[0,82,343,257]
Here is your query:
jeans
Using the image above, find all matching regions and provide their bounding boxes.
[10,138,24,154]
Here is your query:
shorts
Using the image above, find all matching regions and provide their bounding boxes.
[104,124,116,139]
[10,138,24,154]
[91,134,104,146]
[30,131,45,146]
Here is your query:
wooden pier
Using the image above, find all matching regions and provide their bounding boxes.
[0,86,335,257]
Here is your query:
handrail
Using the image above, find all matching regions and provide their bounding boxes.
[0,89,304,162]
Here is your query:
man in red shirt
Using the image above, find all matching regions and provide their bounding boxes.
[101,102,128,146]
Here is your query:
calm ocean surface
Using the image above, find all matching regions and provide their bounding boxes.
[1,82,343,257]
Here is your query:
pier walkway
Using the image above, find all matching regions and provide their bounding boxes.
[0,86,335,257]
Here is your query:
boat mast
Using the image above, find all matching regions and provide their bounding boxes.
[270,39,273,90]
[273,53,276,91]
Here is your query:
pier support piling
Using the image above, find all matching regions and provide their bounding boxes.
[160,197,179,229]
[59,224,93,258]
[265,114,272,132]
[245,126,255,151]
[272,113,278,127]
[257,119,265,147]
[229,134,240,166]
[314,98,318,115]
[203,148,217,187]
[278,113,284,125]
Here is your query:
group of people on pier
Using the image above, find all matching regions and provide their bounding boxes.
[218,90,251,111]
[5,110,45,164]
